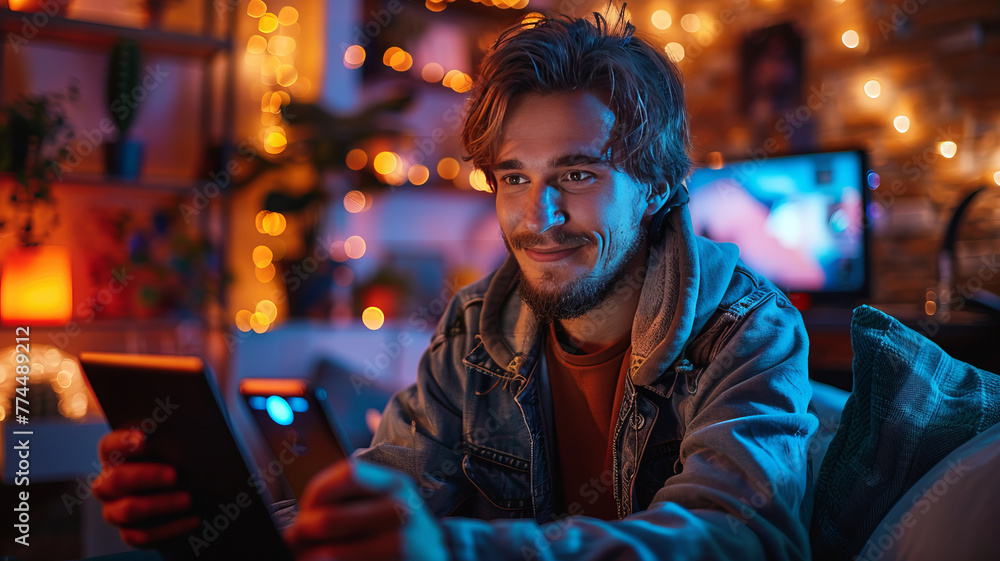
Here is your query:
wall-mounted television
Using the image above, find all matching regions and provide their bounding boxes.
[687,149,870,300]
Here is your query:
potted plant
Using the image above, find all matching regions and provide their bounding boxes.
[0,86,76,245]
[105,39,144,180]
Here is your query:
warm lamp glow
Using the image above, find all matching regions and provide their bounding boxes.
[374,152,399,174]
[247,0,267,18]
[247,35,267,54]
[256,299,278,322]
[1,246,72,325]
[893,115,910,133]
[450,73,473,93]
[252,245,273,268]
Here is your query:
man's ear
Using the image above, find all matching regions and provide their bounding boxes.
[643,183,671,218]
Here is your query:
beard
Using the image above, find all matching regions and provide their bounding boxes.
[504,226,647,325]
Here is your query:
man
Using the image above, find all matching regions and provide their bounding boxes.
[94,10,818,561]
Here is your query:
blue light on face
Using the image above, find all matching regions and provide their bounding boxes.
[289,397,309,412]
[248,396,266,410]
[266,396,294,425]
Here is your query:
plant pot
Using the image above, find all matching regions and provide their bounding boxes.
[104,139,145,180]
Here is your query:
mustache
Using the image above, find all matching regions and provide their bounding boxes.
[507,230,593,251]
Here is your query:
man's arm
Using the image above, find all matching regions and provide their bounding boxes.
[440,294,817,561]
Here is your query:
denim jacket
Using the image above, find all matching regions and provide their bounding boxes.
[357,206,818,561]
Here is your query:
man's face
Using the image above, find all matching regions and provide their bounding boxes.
[494,91,655,322]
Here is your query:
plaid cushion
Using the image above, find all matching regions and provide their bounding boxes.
[810,305,1000,561]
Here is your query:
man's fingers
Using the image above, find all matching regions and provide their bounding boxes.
[101,490,192,527]
[118,515,202,548]
[300,460,410,510]
[99,429,146,464]
[286,497,404,545]
[92,463,177,501]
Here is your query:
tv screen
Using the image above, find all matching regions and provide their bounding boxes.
[687,150,868,295]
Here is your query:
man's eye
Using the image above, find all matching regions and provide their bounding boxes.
[564,171,593,182]
[502,175,526,186]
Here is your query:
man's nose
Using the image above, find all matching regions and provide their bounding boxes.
[524,183,564,234]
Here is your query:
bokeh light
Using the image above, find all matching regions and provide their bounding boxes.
[408,164,430,185]
[346,148,367,170]
[276,65,298,86]
[344,236,367,259]
[333,265,354,287]
[247,35,267,54]
[651,10,672,30]
[421,62,444,83]
[250,312,270,333]
[344,190,368,213]
[262,211,286,235]
[437,157,460,180]
[344,45,365,69]
[277,6,298,25]
[259,13,279,33]
[255,263,276,282]
[893,115,910,133]
[470,169,491,192]
[373,151,399,175]
[680,14,700,32]
[256,299,278,322]
[383,47,402,66]
[665,42,685,62]
[938,141,957,159]
[994,171,1000,186]
[252,245,273,268]
[247,0,266,18]
[362,307,385,330]
[864,80,880,98]
[842,30,859,48]
[236,310,253,332]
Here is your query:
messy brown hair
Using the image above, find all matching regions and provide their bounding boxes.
[461,8,691,196]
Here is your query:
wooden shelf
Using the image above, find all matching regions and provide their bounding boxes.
[0,9,229,58]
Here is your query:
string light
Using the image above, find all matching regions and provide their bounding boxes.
[651,10,672,30]
[470,169,491,192]
[408,164,430,185]
[437,158,460,180]
[344,45,365,69]
[345,236,367,259]
[680,14,700,32]
[893,115,910,133]
[864,80,880,98]
[665,42,685,62]
[344,190,368,213]
[842,30,859,48]
[938,141,957,159]
[346,148,367,170]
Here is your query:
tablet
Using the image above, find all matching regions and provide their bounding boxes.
[239,378,353,500]
[79,352,293,561]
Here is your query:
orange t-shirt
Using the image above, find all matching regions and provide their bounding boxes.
[545,322,631,520]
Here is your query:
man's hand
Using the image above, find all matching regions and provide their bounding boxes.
[285,459,449,561]
[92,429,200,548]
